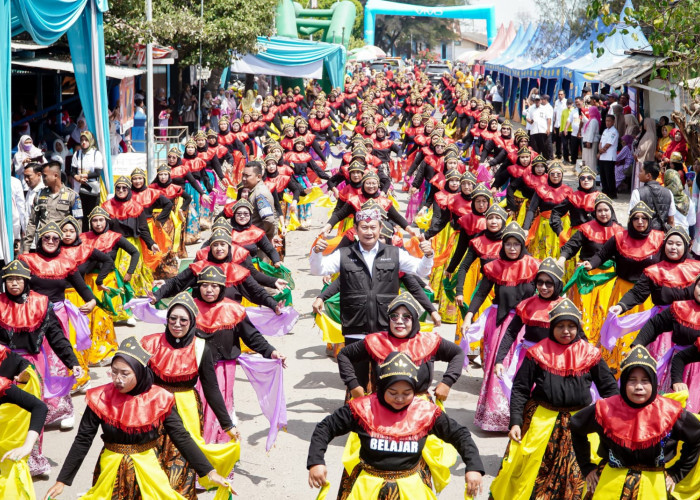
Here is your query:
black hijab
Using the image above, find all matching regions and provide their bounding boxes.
[376,351,419,413]
[387,297,420,339]
[113,354,154,396]
[619,363,658,409]
[165,303,198,349]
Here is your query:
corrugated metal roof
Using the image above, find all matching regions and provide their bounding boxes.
[595,54,664,88]
[11,58,145,80]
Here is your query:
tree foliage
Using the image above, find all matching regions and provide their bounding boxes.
[371,0,461,55]
[586,0,700,85]
[529,0,625,62]
[104,0,277,68]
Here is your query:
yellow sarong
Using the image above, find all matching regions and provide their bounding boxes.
[173,389,240,490]
[0,368,40,500]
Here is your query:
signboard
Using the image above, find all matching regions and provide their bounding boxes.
[119,76,135,131]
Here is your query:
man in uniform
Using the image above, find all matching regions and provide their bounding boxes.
[22,161,83,253]
[240,162,278,241]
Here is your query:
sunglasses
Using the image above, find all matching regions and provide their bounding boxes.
[580,176,595,181]
[536,279,554,288]
[115,185,129,191]
[42,235,60,243]
[632,216,648,222]
[389,313,412,322]
[168,316,190,324]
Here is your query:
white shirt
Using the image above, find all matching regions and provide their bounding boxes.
[599,126,619,161]
[25,180,44,215]
[566,107,582,136]
[528,104,550,135]
[309,241,433,278]
[11,177,26,238]
[629,186,677,217]
[553,97,567,128]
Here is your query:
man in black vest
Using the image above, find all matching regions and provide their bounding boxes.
[310,209,434,387]
[629,160,675,231]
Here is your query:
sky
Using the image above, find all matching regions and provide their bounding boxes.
[466,0,538,32]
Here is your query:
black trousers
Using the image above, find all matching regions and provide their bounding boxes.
[565,134,581,163]
[553,127,561,156]
[599,159,617,198]
[531,133,547,158]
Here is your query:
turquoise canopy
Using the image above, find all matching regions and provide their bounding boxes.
[3,0,113,260]
[250,36,347,89]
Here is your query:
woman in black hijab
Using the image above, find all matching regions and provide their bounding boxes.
[45,336,231,499]
[572,345,700,499]
[308,351,484,499]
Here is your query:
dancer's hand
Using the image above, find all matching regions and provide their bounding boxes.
[151,243,160,254]
[273,261,282,268]
[274,300,285,316]
[14,369,30,384]
[461,313,474,332]
[494,363,505,380]
[667,475,676,494]
[313,238,328,253]
[206,470,235,493]
[465,470,483,498]
[418,234,433,257]
[99,284,111,292]
[79,299,96,314]
[556,257,566,269]
[581,261,592,271]
[147,289,158,305]
[673,383,689,393]
[308,464,328,488]
[271,351,287,368]
[350,387,365,399]
[586,470,600,495]
[72,366,84,381]
[312,298,324,315]
[410,187,418,195]
[508,425,522,443]
[322,275,332,285]
[405,226,419,238]
[434,382,450,401]
[226,427,241,442]
[274,279,288,292]
[201,194,212,205]
[1,435,35,462]
[455,295,464,308]
[124,273,133,283]
[45,482,65,499]
[609,305,623,316]
[430,311,442,326]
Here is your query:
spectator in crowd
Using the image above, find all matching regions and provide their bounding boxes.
[23,162,44,216]
[11,175,25,251]
[526,94,550,158]
[540,94,555,159]
[50,138,71,170]
[655,124,673,160]
[629,160,675,230]
[598,113,620,198]
[13,135,45,183]
[22,162,83,253]
[582,105,601,172]
[71,130,104,226]
[664,169,694,232]
[181,85,198,133]
[615,134,635,192]
[553,89,567,159]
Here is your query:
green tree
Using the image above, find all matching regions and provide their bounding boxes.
[104,0,276,69]
[369,0,461,55]
[587,0,700,85]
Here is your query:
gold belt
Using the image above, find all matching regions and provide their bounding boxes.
[104,439,158,454]
[360,458,424,480]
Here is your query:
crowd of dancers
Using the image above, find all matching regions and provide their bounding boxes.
[2,65,700,500]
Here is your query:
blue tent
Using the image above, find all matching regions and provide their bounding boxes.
[562,0,649,96]
[539,19,614,97]
[2,0,113,261]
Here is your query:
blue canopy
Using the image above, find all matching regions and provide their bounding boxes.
[562,0,649,95]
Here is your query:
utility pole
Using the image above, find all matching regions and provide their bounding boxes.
[146,0,154,179]
[197,0,204,130]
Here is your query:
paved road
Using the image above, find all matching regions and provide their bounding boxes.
[35,149,630,499]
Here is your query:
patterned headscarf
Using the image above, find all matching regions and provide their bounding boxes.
[664,169,690,216]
